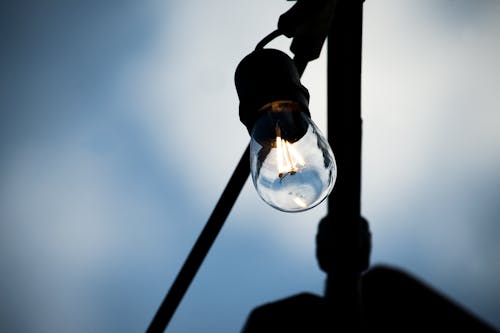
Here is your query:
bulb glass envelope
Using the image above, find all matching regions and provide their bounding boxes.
[235,49,336,212]
[250,101,336,211]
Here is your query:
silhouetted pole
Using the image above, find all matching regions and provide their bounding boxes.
[242,2,499,332]
[147,147,250,332]
[317,0,368,330]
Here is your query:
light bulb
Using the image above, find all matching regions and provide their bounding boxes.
[250,100,336,212]
[235,48,336,212]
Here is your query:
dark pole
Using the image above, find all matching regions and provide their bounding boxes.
[317,0,367,330]
[147,146,250,332]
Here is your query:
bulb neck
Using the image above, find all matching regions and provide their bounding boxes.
[250,101,310,145]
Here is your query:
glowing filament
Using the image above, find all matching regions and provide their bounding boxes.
[275,126,306,179]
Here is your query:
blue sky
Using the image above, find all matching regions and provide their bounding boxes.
[1,0,499,331]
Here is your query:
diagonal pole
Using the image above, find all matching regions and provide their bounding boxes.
[147,55,310,333]
[146,146,250,332]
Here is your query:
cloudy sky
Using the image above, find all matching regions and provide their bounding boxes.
[1,0,499,332]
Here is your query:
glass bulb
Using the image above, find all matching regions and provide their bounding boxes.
[250,101,336,212]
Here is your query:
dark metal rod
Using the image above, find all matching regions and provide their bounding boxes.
[147,145,250,333]
[327,0,363,217]
[324,0,364,329]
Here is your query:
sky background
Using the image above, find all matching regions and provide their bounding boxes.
[1,0,499,332]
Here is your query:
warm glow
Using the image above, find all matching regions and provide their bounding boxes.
[276,127,285,177]
[286,143,305,166]
[275,125,306,179]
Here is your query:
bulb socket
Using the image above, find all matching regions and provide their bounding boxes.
[235,48,310,135]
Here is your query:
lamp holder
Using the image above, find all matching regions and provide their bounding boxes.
[278,0,338,61]
[235,48,310,136]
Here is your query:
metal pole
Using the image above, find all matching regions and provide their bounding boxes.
[321,0,365,329]
[147,146,250,332]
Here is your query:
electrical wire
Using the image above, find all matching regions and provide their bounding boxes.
[255,29,283,50]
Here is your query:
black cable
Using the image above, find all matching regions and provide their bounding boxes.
[255,29,282,50]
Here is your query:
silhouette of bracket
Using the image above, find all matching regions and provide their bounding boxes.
[278,0,339,61]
